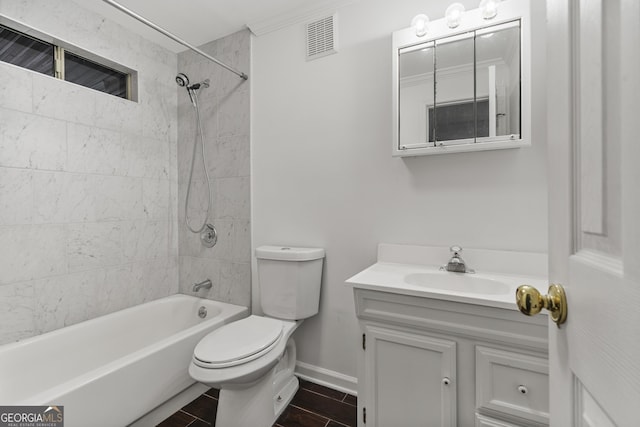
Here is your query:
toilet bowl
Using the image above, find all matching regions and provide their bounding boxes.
[190,315,299,387]
[189,316,301,427]
[189,246,324,427]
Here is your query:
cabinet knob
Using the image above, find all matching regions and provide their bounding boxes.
[442,377,451,386]
[518,385,528,395]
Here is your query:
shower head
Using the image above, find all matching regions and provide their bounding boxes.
[175,73,189,87]
[177,73,210,107]
[176,73,196,106]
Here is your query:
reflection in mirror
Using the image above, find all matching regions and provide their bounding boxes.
[475,22,521,140]
[434,35,475,144]
[399,43,434,148]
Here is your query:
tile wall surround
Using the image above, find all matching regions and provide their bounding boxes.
[0,0,179,344]
[177,30,251,308]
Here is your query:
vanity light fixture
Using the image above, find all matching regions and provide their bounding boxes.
[479,0,501,20]
[445,3,465,28]
[411,14,430,37]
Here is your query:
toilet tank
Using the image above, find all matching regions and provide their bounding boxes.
[256,246,325,320]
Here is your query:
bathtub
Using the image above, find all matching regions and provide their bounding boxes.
[0,294,248,427]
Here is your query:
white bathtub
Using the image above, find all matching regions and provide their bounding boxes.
[0,294,248,427]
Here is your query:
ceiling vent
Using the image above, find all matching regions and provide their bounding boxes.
[306,14,338,61]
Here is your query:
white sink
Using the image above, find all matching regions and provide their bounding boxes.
[404,271,511,295]
[347,262,548,310]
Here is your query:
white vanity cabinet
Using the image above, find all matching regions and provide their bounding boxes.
[354,289,549,427]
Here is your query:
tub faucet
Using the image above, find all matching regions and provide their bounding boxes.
[193,279,212,292]
[441,246,475,274]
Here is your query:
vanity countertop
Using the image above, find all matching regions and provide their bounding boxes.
[346,261,548,312]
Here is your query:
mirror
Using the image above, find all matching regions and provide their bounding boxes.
[475,23,521,140]
[433,34,476,144]
[398,43,434,148]
[392,2,530,156]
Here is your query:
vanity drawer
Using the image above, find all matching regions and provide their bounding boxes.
[475,413,521,427]
[476,346,549,425]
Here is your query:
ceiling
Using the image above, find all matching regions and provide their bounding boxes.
[80,0,349,53]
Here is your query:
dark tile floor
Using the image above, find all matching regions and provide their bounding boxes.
[157,379,357,427]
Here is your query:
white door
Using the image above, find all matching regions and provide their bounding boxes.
[545,0,640,426]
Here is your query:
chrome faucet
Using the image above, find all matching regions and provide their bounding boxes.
[193,279,212,292]
[441,246,475,274]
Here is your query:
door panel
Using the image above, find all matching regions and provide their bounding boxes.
[576,382,616,427]
[546,0,640,426]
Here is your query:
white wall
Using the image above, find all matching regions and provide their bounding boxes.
[0,0,178,344]
[252,0,547,387]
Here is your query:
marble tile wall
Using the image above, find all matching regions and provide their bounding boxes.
[177,30,251,307]
[0,0,179,344]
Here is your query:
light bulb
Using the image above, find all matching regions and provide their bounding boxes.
[411,14,429,37]
[445,3,465,28]
[479,0,501,20]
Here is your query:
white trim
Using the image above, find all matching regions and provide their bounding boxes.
[247,0,353,37]
[295,361,358,396]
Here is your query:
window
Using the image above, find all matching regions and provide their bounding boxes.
[64,52,128,99]
[0,24,54,76]
[428,99,490,143]
[0,23,133,100]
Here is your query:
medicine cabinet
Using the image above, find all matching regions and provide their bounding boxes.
[392,0,531,156]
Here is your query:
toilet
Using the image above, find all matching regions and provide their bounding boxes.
[189,245,325,427]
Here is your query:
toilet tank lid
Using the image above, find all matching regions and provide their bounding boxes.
[256,246,325,261]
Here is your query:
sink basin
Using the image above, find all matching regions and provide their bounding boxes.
[404,272,511,295]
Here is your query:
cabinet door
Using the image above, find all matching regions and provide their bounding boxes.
[363,324,456,426]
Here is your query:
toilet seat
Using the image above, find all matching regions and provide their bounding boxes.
[193,315,283,369]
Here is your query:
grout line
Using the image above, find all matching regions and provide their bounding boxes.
[291,401,355,427]
[288,404,331,423]
[202,393,218,401]
[181,395,218,426]
[184,413,212,426]
[340,394,357,406]
[177,410,198,427]
[299,387,348,405]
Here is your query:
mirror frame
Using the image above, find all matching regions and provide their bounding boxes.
[392,0,531,157]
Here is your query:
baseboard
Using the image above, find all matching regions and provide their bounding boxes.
[129,383,209,427]
[295,361,358,396]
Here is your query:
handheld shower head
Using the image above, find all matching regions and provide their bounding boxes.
[176,73,196,106]
[175,73,189,87]
[176,73,210,107]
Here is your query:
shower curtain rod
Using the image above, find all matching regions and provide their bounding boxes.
[101,0,248,80]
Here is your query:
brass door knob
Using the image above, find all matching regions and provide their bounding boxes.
[515,284,567,327]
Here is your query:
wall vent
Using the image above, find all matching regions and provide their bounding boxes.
[306,14,338,61]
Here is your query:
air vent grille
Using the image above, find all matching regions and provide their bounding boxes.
[306,15,337,61]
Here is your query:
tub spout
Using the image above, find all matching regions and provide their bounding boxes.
[193,279,212,292]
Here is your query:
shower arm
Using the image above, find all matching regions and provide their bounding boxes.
[101,0,248,81]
